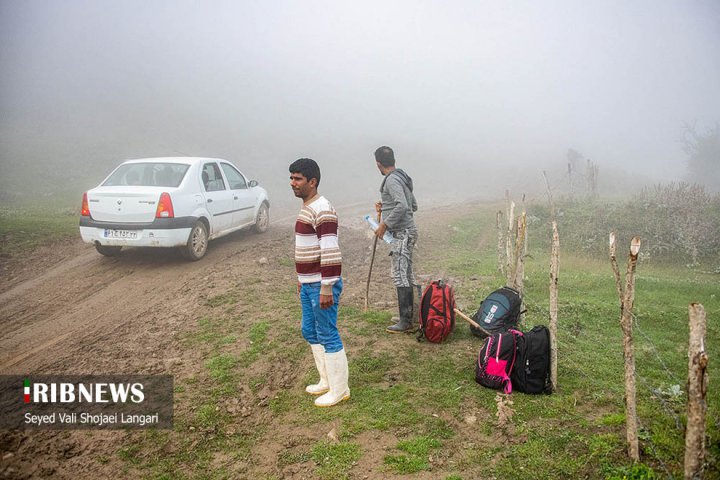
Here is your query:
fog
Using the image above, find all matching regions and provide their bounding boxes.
[1,0,719,211]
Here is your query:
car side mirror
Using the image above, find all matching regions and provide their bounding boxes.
[248,180,258,187]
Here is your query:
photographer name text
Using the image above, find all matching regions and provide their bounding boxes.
[25,412,159,427]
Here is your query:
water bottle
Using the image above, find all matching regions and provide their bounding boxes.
[364,214,395,244]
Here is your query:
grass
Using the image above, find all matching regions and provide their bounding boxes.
[0,205,79,255]
[204,292,238,308]
[59,201,714,478]
[441,205,719,478]
[311,441,362,479]
[384,435,443,473]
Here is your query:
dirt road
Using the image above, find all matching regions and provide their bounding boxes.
[2,201,456,478]
[0,218,279,373]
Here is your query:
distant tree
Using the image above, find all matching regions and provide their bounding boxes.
[567,148,583,198]
[567,148,583,168]
[585,159,599,199]
[683,123,720,192]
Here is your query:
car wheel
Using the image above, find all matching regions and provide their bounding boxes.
[95,244,122,257]
[182,221,208,261]
[253,203,269,233]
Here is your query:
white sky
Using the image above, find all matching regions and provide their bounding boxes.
[1,0,719,203]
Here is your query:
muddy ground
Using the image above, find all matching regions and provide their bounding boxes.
[0,202,485,479]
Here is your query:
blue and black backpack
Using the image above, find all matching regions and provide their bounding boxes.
[470,286,525,338]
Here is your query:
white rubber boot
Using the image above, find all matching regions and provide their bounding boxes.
[314,349,350,407]
[306,344,329,395]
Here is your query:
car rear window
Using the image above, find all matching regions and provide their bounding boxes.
[103,163,189,187]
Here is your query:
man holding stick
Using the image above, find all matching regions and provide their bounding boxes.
[373,146,420,334]
[290,158,350,407]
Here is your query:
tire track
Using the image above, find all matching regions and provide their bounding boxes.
[0,225,289,372]
[0,201,375,372]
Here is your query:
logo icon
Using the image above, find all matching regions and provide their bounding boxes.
[483,305,498,323]
[24,379,30,403]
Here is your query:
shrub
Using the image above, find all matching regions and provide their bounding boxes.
[531,183,720,266]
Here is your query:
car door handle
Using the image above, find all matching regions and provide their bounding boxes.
[207,198,213,203]
[234,196,238,200]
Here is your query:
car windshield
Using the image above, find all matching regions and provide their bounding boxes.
[103,163,189,187]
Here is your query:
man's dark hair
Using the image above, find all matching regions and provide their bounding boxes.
[374,146,395,167]
[289,158,321,186]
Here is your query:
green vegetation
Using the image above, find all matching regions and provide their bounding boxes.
[113,202,717,478]
[0,205,79,255]
[204,292,238,308]
[384,436,442,473]
[531,183,720,268]
[311,441,362,479]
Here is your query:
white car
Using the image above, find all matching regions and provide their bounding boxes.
[80,157,270,260]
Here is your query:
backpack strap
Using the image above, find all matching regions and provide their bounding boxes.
[416,282,433,342]
[441,283,448,321]
[503,332,520,394]
[416,281,445,342]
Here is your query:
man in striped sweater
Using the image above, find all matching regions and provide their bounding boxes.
[289,158,349,407]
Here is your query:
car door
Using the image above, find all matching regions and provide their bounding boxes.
[201,162,234,235]
[220,162,256,227]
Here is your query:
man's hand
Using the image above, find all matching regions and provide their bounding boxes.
[320,293,334,309]
[297,282,301,297]
[375,221,388,239]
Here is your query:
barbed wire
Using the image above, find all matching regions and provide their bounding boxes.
[482,273,707,478]
[636,416,675,480]
[632,312,683,386]
[554,336,675,479]
[636,373,684,431]
[447,200,715,476]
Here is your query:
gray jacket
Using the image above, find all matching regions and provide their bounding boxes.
[380,168,418,232]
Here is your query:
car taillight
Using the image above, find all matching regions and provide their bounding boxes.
[156,192,174,218]
[81,192,90,216]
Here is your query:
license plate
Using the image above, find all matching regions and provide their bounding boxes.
[104,229,138,239]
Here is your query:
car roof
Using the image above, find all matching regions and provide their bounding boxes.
[121,157,229,166]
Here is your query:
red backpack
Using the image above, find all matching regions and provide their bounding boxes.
[417,280,456,343]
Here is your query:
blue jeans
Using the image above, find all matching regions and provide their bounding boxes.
[300,279,344,353]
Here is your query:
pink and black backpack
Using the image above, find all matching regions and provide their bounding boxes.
[475,329,521,393]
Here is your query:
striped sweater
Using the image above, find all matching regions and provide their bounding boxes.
[295,195,342,295]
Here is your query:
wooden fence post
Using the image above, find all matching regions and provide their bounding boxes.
[512,212,527,294]
[621,237,641,461]
[542,170,556,218]
[543,171,560,391]
[684,303,708,480]
[549,220,559,391]
[506,197,515,285]
[609,232,623,305]
[521,194,528,272]
[496,210,505,275]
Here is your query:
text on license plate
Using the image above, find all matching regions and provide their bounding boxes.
[104,229,138,239]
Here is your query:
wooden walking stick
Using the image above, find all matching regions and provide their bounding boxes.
[454,308,492,337]
[364,209,382,311]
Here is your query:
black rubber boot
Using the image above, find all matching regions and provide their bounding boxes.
[387,287,414,333]
[408,284,421,333]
